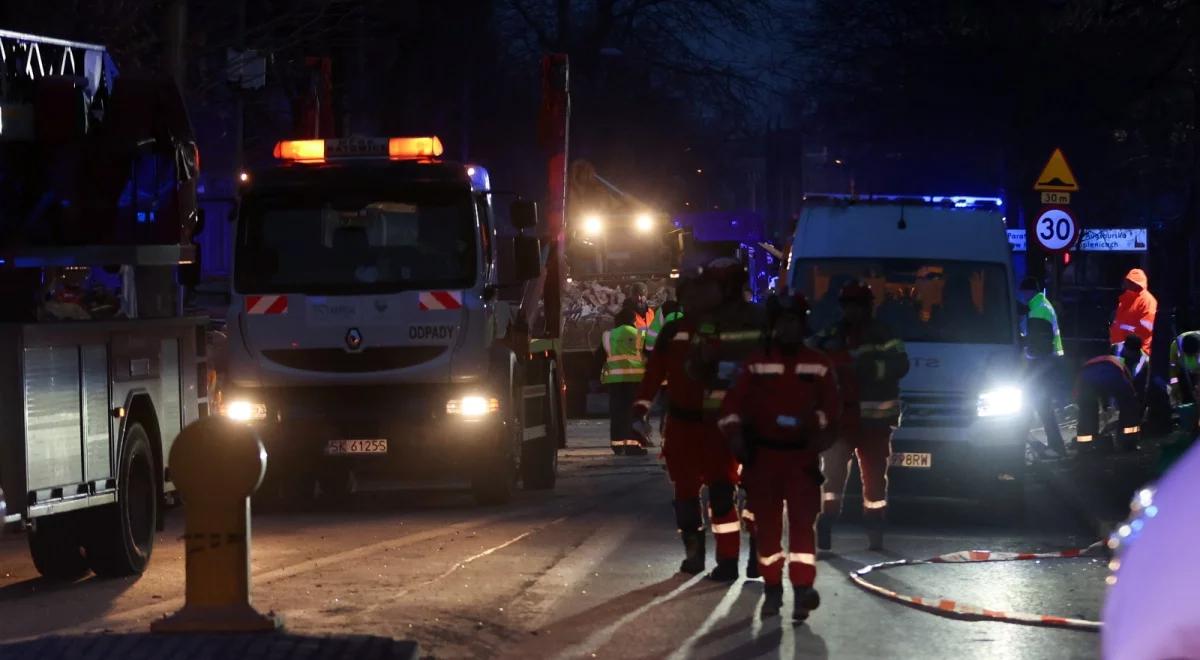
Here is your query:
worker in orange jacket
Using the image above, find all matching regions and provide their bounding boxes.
[719,292,840,621]
[632,257,761,581]
[1109,268,1157,354]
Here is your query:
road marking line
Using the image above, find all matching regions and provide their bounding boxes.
[555,574,704,660]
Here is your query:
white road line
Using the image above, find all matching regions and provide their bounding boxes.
[554,574,705,660]
[667,578,746,660]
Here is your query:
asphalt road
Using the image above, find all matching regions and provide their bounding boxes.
[0,420,1122,659]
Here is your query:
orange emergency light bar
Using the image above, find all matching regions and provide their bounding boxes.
[272,136,444,163]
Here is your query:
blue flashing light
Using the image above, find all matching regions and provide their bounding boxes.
[466,164,491,192]
[137,211,147,224]
[922,195,1004,208]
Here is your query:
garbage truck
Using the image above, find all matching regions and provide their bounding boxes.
[220,56,571,505]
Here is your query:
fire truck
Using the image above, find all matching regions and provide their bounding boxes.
[220,56,570,505]
[0,31,205,579]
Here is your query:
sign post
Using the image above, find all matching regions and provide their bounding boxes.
[1032,148,1081,303]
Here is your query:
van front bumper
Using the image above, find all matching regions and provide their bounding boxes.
[885,415,1029,502]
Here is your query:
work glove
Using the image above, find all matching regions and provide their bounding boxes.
[632,416,652,443]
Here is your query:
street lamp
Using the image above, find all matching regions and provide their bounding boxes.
[634,213,655,234]
[582,214,605,237]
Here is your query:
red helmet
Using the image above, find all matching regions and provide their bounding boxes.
[838,279,873,304]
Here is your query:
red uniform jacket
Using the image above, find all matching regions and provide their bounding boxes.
[718,347,841,451]
[633,316,710,419]
[1109,268,1157,354]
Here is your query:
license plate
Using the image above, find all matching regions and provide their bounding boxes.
[326,439,388,455]
[889,452,932,469]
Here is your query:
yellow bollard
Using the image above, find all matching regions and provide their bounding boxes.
[152,417,280,633]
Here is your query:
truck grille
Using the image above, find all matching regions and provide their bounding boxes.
[261,346,446,373]
[899,391,974,428]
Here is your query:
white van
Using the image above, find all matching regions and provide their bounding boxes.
[787,195,1028,512]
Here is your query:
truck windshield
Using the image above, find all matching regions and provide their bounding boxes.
[236,188,476,295]
[792,259,1014,344]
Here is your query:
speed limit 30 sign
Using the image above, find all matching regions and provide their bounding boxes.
[1032,206,1080,254]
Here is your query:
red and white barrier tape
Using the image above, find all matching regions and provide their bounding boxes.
[849,541,1106,631]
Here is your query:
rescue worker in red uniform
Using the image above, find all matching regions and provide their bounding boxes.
[719,293,840,620]
[810,280,908,551]
[633,257,762,581]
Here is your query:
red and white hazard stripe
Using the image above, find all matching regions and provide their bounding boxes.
[418,291,464,311]
[245,295,288,315]
[849,541,1105,631]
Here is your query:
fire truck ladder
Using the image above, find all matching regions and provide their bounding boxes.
[0,29,115,104]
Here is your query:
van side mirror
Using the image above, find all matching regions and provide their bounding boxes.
[514,236,542,281]
[510,200,538,230]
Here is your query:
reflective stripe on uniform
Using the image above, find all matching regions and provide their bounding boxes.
[758,551,785,566]
[1119,324,1136,332]
[788,552,816,565]
[1140,319,1155,330]
[823,492,839,502]
[719,330,762,341]
[864,498,888,510]
[673,332,690,341]
[606,354,642,362]
[606,368,646,376]
[749,363,785,375]
[1123,426,1140,434]
[741,509,755,522]
[816,410,828,430]
[633,399,653,409]
[1076,435,1094,443]
[718,413,740,428]
[795,363,828,376]
[712,521,741,535]
[610,439,642,447]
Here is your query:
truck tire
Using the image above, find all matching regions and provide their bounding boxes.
[85,423,158,577]
[522,369,561,490]
[473,388,521,505]
[27,513,89,580]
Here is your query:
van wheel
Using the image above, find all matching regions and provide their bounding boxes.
[28,513,89,580]
[85,423,158,577]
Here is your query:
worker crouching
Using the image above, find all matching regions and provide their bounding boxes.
[719,293,840,621]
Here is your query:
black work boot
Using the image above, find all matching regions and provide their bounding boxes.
[793,586,821,622]
[745,535,760,579]
[761,584,784,618]
[707,557,739,582]
[816,514,834,552]
[679,530,706,575]
[865,511,885,551]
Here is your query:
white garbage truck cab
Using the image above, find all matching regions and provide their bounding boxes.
[224,136,563,505]
[787,195,1028,511]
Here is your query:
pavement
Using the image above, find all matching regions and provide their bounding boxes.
[0,419,1156,659]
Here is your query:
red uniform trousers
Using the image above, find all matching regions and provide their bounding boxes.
[745,448,822,587]
[821,412,893,517]
[663,416,741,561]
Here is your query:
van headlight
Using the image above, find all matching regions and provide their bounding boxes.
[976,386,1023,417]
[221,399,268,423]
[446,395,500,419]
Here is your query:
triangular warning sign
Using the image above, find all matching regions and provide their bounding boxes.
[1034,148,1079,192]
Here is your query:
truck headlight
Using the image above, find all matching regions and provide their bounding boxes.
[634,213,655,233]
[582,214,605,237]
[222,399,268,423]
[976,386,1023,417]
[447,395,500,418]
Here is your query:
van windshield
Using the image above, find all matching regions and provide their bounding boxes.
[236,187,477,295]
[792,259,1014,344]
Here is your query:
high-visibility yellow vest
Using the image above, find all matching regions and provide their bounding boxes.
[602,325,646,384]
[1028,292,1064,357]
[645,307,683,350]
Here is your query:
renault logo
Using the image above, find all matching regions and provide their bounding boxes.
[345,327,363,351]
